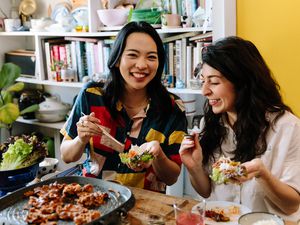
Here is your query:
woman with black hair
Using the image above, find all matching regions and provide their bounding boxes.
[60,21,187,192]
[180,36,300,220]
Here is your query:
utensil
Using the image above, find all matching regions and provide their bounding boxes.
[81,112,125,151]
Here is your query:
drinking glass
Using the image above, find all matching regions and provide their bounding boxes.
[174,200,205,225]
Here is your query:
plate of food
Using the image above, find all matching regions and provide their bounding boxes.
[192,201,251,225]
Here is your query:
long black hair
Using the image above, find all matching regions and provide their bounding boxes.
[200,36,291,164]
[103,21,172,119]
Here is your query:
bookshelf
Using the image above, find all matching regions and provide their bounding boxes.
[0,0,236,164]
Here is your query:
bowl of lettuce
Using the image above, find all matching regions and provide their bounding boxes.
[0,134,47,192]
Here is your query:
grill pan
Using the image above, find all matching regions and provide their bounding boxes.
[0,176,135,225]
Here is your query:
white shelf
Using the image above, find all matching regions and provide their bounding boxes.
[168,88,202,95]
[17,77,83,88]
[0,26,212,37]
[17,77,203,94]
[0,31,35,36]
[16,118,65,130]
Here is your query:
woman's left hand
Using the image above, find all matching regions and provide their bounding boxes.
[238,158,267,182]
[140,140,162,158]
[126,141,161,172]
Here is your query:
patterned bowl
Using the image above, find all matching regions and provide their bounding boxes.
[38,157,59,177]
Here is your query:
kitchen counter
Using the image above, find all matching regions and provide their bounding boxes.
[126,186,296,225]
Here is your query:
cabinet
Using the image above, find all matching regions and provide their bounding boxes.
[0,0,236,170]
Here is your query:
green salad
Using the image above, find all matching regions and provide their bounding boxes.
[0,134,47,171]
[119,145,154,168]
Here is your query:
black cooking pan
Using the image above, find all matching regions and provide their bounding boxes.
[0,176,135,225]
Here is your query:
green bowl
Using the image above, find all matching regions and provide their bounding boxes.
[130,8,162,24]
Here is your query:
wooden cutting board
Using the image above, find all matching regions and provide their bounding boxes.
[132,187,187,217]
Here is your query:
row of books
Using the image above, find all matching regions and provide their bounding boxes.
[162,32,212,88]
[40,32,211,87]
[42,37,115,82]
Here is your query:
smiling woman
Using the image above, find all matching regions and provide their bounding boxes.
[179,36,300,221]
[60,21,188,193]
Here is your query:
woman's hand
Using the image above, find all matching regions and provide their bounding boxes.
[239,158,268,182]
[179,132,203,170]
[140,140,162,159]
[126,141,160,172]
[76,112,102,144]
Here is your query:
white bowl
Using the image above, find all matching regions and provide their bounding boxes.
[97,8,129,27]
[38,157,59,177]
[239,212,284,225]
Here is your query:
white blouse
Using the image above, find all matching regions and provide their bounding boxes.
[199,111,300,221]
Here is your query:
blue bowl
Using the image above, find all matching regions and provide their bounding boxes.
[0,159,42,193]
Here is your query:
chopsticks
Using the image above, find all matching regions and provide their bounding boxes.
[81,112,124,150]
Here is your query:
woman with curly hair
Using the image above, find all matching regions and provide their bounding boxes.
[180,36,300,221]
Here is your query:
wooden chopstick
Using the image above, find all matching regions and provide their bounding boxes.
[81,112,124,148]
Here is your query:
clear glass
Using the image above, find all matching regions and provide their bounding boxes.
[174,200,205,225]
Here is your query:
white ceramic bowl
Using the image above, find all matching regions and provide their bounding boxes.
[38,157,59,177]
[97,8,129,27]
[239,212,284,225]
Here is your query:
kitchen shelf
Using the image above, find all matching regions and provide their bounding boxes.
[17,77,83,88]
[17,77,203,94]
[16,118,65,130]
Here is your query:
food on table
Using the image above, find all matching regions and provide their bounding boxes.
[205,209,230,222]
[210,156,247,184]
[0,134,47,171]
[119,145,154,169]
[23,182,109,225]
[252,219,279,225]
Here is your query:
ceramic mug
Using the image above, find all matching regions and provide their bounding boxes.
[161,13,181,28]
[4,18,21,32]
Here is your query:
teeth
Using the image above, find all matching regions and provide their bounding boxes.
[132,72,146,78]
[209,99,218,104]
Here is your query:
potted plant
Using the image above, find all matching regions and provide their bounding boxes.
[160,0,181,28]
[0,63,39,135]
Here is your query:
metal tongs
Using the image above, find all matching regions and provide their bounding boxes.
[81,112,124,152]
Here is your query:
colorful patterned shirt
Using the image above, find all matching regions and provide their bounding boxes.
[61,82,187,192]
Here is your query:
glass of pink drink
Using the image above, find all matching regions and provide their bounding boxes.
[174,200,205,225]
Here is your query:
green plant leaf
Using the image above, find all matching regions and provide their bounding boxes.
[0,103,19,124]
[20,104,39,115]
[6,82,24,92]
[128,8,133,22]
[0,91,13,106]
[0,63,21,89]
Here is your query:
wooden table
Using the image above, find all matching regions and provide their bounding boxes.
[125,187,296,225]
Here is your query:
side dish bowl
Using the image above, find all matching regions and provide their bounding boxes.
[238,212,284,225]
[38,157,59,177]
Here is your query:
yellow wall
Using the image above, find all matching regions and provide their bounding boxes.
[237,0,300,116]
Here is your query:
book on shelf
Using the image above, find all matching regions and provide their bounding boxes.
[188,31,212,42]
[163,32,201,43]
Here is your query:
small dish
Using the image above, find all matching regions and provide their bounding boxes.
[238,212,284,225]
[38,157,59,177]
[192,200,251,225]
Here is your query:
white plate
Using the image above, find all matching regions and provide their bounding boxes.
[192,201,251,225]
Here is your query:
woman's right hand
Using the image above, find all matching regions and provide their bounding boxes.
[179,132,203,170]
[76,112,102,144]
